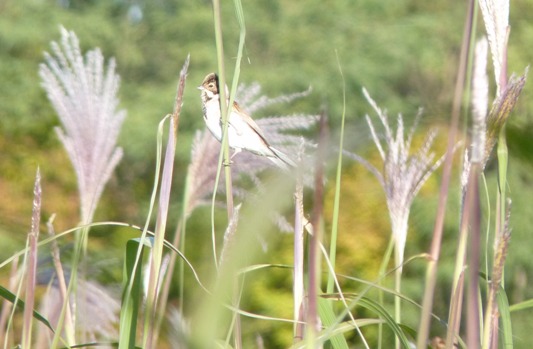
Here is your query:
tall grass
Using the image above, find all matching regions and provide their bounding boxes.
[0,0,531,348]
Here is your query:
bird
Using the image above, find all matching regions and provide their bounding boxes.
[198,72,296,169]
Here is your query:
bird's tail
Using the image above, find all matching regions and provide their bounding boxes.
[268,146,296,170]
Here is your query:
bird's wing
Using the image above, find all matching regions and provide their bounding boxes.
[231,101,269,141]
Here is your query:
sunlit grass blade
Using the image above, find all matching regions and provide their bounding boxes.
[317,298,349,349]
[509,299,533,312]
[355,296,412,349]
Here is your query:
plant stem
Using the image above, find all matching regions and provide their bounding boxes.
[416,1,475,347]
[294,175,305,341]
[307,112,328,344]
[327,51,347,295]
[210,0,233,270]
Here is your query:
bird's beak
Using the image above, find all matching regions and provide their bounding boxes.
[197,86,204,90]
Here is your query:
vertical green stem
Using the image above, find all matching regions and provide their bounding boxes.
[327,51,346,295]
[377,237,394,349]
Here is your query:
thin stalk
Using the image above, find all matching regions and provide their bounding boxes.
[153,219,183,344]
[307,112,328,345]
[8,244,30,348]
[294,174,305,341]
[327,51,347,295]
[229,3,246,346]
[51,226,89,349]
[292,173,305,343]
[377,236,394,349]
[0,256,19,347]
[47,216,75,345]
[210,0,233,270]
[466,164,482,349]
[444,201,469,348]
[394,267,401,349]
[22,169,41,349]
[212,1,247,346]
[393,215,408,349]
[144,57,188,349]
[179,210,187,310]
[224,277,245,349]
[416,1,475,347]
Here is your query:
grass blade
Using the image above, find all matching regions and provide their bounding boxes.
[118,238,150,349]
[497,287,513,349]
[0,285,55,333]
[317,298,349,349]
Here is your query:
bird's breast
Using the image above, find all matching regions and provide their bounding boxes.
[203,99,223,141]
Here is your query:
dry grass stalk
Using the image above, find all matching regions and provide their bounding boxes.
[22,168,42,349]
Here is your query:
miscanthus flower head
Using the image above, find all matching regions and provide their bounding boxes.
[346,88,444,271]
[39,27,125,223]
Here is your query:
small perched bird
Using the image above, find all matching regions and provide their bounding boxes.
[198,73,296,169]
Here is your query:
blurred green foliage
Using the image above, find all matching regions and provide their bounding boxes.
[1,0,533,347]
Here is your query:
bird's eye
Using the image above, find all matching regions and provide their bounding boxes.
[208,83,214,88]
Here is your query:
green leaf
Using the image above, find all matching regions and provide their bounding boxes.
[356,296,413,348]
[318,298,349,349]
[497,288,513,349]
[0,284,54,332]
[118,238,151,349]
[509,298,533,312]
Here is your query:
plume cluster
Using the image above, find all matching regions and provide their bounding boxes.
[36,279,120,349]
[347,88,444,270]
[39,27,125,223]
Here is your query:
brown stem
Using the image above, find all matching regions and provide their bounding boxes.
[416,0,475,347]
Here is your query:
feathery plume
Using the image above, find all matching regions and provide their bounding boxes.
[166,308,191,349]
[219,203,242,268]
[36,279,119,349]
[39,27,125,223]
[485,68,528,162]
[478,0,509,95]
[357,88,445,271]
[237,82,312,115]
[471,38,489,165]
